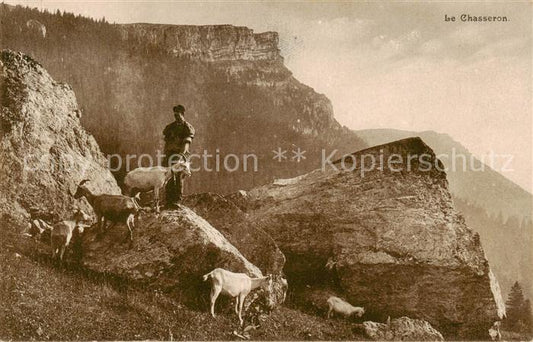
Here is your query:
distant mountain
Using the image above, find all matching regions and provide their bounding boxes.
[356,128,533,300]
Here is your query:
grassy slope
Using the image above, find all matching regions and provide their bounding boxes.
[0,230,363,341]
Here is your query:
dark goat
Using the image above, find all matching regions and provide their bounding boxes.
[73,180,141,241]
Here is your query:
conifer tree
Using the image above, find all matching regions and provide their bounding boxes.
[505,281,533,333]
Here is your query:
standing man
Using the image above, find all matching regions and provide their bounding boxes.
[163,104,195,207]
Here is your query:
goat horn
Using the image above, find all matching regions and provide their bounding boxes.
[78,179,90,186]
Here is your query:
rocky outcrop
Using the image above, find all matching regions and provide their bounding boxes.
[225,137,505,339]
[25,19,46,38]
[0,50,120,226]
[360,317,444,341]
[183,192,288,306]
[356,128,533,301]
[119,24,281,62]
[80,206,287,311]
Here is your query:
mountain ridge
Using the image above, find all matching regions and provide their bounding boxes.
[118,23,282,62]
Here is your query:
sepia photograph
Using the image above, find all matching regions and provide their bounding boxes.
[0,0,531,340]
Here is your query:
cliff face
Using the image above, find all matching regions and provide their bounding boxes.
[222,138,505,339]
[120,24,281,62]
[0,50,120,226]
[0,5,366,194]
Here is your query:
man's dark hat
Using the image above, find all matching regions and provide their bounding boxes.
[173,105,185,113]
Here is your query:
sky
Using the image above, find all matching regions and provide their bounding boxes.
[5,0,533,192]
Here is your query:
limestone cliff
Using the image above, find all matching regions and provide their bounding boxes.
[0,50,120,226]
[222,137,505,339]
[119,24,281,62]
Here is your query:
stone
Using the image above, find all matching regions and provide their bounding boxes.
[183,192,286,275]
[361,316,444,341]
[0,50,120,227]
[25,19,46,38]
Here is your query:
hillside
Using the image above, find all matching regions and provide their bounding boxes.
[0,230,363,341]
[1,4,528,340]
[0,49,456,341]
[0,4,366,194]
[355,128,533,300]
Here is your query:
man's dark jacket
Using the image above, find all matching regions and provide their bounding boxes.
[163,120,195,154]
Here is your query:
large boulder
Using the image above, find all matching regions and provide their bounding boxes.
[360,317,444,341]
[230,137,505,339]
[80,206,286,312]
[0,50,120,227]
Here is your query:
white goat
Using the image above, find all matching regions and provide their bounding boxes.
[327,296,365,319]
[489,321,501,341]
[123,158,191,213]
[73,180,141,242]
[51,209,90,262]
[203,268,272,326]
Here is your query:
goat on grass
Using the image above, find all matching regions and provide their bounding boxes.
[327,296,365,319]
[203,268,272,326]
